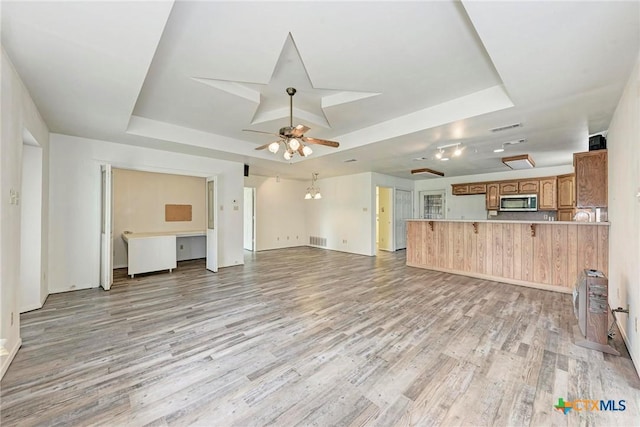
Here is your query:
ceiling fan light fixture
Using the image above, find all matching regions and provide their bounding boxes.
[288,138,300,151]
[284,150,292,160]
[313,192,322,199]
[302,145,313,156]
[304,192,312,200]
[268,141,280,153]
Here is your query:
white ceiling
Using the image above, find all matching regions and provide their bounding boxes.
[2,1,638,181]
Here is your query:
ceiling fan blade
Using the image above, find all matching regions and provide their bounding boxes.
[254,141,278,151]
[302,136,340,148]
[290,124,310,137]
[243,129,281,138]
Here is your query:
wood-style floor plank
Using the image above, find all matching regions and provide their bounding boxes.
[1,248,639,426]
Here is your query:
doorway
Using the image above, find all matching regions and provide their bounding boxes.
[376,186,393,251]
[19,135,44,312]
[243,187,255,251]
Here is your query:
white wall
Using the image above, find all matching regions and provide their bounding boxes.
[1,49,50,379]
[413,165,575,220]
[48,134,245,294]
[607,50,640,375]
[244,175,307,251]
[305,172,374,256]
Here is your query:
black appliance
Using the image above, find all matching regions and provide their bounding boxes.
[589,135,607,151]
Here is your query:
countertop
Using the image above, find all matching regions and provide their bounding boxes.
[122,230,206,242]
[406,219,609,226]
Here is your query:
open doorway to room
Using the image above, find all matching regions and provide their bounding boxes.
[104,167,218,285]
[243,187,256,251]
[19,130,44,313]
[376,186,393,252]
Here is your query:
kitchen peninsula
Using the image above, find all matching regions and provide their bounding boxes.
[406,219,608,294]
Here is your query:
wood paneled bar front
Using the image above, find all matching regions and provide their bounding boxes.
[406,219,609,294]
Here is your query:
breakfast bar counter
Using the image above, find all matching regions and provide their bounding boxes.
[406,219,609,294]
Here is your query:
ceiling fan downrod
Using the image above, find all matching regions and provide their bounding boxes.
[286,87,296,128]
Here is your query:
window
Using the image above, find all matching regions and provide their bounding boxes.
[419,191,445,219]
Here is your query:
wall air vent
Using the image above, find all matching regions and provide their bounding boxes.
[490,123,522,133]
[309,236,327,247]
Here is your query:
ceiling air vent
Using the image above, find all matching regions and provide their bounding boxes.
[344,159,357,163]
[490,123,522,133]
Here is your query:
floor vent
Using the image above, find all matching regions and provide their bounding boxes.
[309,236,327,247]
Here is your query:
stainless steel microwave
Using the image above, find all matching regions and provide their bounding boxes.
[499,194,538,211]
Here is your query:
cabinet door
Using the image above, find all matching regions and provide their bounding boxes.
[539,177,557,210]
[557,209,574,222]
[574,151,607,207]
[452,184,470,195]
[500,181,519,195]
[469,183,487,194]
[557,174,575,209]
[519,179,539,194]
[486,183,500,210]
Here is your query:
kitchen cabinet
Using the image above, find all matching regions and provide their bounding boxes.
[469,183,487,194]
[486,183,500,210]
[500,181,519,195]
[452,184,470,195]
[557,174,575,209]
[557,209,574,222]
[452,183,487,195]
[539,177,557,210]
[519,179,539,194]
[574,150,607,207]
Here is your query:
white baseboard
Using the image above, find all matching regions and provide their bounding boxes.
[0,338,22,380]
[616,318,640,377]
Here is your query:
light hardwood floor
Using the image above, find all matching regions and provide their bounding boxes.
[1,248,639,426]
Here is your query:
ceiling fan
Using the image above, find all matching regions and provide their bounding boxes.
[243,87,339,160]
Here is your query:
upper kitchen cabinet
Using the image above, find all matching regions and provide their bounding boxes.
[486,183,500,210]
[539,177,557,210]
[574,150,607,207]
[557,174,575,209]
[518,179,539,194]
[499,181,519,195]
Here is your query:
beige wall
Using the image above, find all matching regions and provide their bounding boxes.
[608,50,639,375]
[113,169,206,267]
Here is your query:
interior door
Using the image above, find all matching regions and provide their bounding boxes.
[206,176,218,272]
[100,164,113,290]
[395,189,412,250]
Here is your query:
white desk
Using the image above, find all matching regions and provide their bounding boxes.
[122,230,206,278]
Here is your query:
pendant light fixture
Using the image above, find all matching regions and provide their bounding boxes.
[304,172,322,200]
